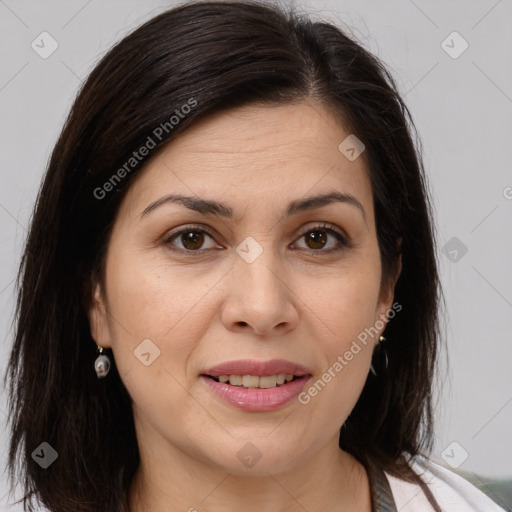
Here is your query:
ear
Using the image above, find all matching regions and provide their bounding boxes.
[375,246,402,330]
[87,281,112,349]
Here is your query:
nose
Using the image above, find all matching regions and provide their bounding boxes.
[220,248,300,336]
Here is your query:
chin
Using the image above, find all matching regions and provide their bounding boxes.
[204,438,306,476]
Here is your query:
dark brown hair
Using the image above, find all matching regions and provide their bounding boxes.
[4,1,443,511]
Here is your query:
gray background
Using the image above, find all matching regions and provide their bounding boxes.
[1,0,511,508]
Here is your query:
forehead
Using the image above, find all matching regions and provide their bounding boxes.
[120,100,373,220]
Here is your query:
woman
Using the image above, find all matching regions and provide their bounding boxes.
[3,1,505,511]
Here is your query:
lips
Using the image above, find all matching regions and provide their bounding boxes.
[202,358,312,378]
[200,359,313,411]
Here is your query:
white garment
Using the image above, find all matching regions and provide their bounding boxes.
[386,456,507,511]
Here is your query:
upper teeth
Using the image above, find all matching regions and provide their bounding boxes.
[217,374,295,388]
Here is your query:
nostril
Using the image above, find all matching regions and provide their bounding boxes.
[236,321,248,327]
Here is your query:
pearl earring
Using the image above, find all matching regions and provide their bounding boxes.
[94,345,111,378]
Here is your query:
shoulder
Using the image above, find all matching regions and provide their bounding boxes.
[384,455,507,512]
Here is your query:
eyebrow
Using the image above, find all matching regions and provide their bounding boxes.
[140,191,366,223]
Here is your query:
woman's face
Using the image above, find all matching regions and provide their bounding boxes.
[89,100,399,474]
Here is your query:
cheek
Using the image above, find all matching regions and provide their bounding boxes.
[297,263,382,345]
[107,252,215,336]
[292,263,380,420]
[103,250,220,385]
[103,255,216,425]
[298,297,376,431]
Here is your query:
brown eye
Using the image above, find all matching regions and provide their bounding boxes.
[304,230,328,250]
[165,227,219,252]
[180,231,205,250]
[293,224,349,253]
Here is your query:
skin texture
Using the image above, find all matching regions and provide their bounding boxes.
[88,100,401,512]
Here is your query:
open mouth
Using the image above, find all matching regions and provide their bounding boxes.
[200,371,312,411]
[204,374,303,389]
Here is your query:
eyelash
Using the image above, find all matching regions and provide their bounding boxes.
[163,222,351,256]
